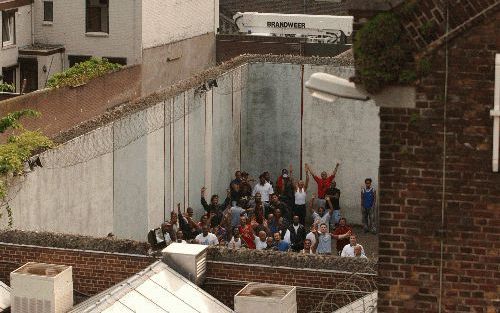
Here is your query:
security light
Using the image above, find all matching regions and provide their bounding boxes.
[208,79,218,88]
[305,72,369,102]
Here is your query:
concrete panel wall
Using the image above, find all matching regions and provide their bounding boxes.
[5,126,114,236]
[302,65,380,224]
[241,63,302,182]
[187,91,206,218]
[211,72,235,198]
[1,62,379,238]
[172,94,185,209]
[113,110,149,240]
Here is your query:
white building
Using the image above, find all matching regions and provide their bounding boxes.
[0,0,218,93]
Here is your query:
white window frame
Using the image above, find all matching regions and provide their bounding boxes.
[2,10,15,47]
[491,54,500,172]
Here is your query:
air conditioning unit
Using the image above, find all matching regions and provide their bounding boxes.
[10,262,73,313]
[0,281,11,312]
[162,243,207,285]
[234,283,297,313]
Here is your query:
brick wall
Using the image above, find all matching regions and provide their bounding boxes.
[216,35,304,62]
[398,0,499,51]
[216,35,351,63]
[377,8,500,313]
[203,261,377,313]
[220,0,346,16]
[0,243,155,295]
[0,65,141,140]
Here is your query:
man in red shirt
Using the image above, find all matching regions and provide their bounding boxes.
[332,217,352,255]
[305,163,340,201]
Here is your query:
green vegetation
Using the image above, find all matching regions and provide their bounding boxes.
[353,12,415,93]
[0,110,53,226]
[47,57,122,89]
[0,83,15,92]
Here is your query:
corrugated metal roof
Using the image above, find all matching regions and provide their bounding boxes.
[0,281,11,312]
[70,261,234,313]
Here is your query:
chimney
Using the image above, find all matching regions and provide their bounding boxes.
[10,262,73,313]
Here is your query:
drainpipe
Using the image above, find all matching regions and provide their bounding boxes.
[491,54,500,172]
[31,2,34,45]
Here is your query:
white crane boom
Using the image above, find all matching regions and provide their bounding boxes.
[233,12,353,43]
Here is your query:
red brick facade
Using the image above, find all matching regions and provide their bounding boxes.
[219,0,346,16]
[203,261,376,313]
[0,243,154,295]
[0,65,141,140]
[377,6,500,313]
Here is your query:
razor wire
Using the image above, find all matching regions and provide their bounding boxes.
[309,271,377,313]
[41,70,245,170]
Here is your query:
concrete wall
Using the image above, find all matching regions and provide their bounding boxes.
[241,63,380,224]
[33,0,142,66]
[241,63,302,182]
[141,32,216,95]
[302,65,379,224]
[2,65,245,239]
[141,0,216,49]
[1,61,380,238]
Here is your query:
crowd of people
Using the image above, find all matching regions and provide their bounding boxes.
[151,163,376,258]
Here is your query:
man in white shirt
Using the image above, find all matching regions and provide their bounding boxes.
[252,174,274,203]
[309,195,333,232]
[305,224,317,252]
[175,230,187,244]
[341,235,365,257]
[195,226,219,246]
[228,228,244,249]
[254,230,268,250]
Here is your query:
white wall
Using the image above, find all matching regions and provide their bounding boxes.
[241,63,380,225]
[1,62,380,238]
[5,125,114,236]
[302,65,380,224]
[141,0,216,49]
[2,65,244,239]
[33,0,142,66]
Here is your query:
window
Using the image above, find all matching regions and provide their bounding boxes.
[86,0,109,33]
[2,66,16,90]
[43,1,53,22]
[103,57,127,65]
[68,55,92,67]
[2,10,15,46]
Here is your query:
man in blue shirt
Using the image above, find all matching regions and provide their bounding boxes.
[273,232,290,252]
[361,178,376,234]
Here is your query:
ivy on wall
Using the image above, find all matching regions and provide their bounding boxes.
[352,1,431,93]
[0,110,53,226]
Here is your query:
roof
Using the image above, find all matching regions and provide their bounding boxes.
[0,281,10,313]
[0,0,33,10]
[70,261,233,313]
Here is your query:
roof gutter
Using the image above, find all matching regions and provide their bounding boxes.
[0,0,33,11]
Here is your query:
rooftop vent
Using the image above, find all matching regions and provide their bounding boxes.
[234,283,296,313]
[11,262,73,313]
[162,243,207,285]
